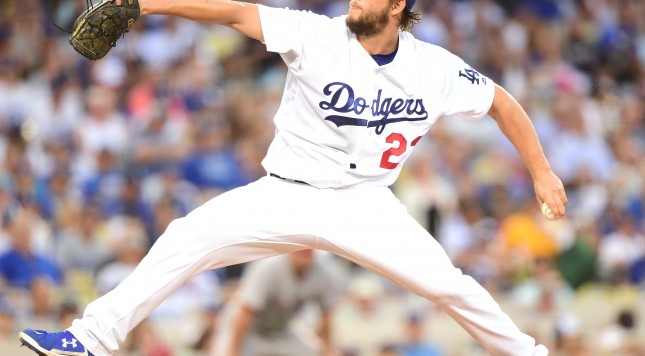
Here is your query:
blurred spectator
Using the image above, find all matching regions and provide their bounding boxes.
[0,208,62,316]
[129,104,191,176]
[101,175,155,234]
[497,201,559,262]
[596,309,638,355]
[546,91,615,186]
[555,227,598,290]
[441,196,503,291]
[0,132,33,206]
[181,119,250,194]
[400,313,442,356]
[553,313,585,355]
[563,2,599,77]
[36,70,84,147]
[191,304,221,355]
[629,254,645,287]
[378,343,401,356]
[512,257,574,315]
[395,155,457,238]
[597,215,645,284]
[126,320,174,356]
[35,165,78,224]
[54,204,113,274]
[607,132,643,213]
[8,162,38,213]
[564,167,609,228]
[57,300,79,330]
[597,309,638,355]
[0,294,14,337]
[147,194,186,245]
[438,197,493,262]
[456,233,500,293]
[334,272,400,356]
[81,149,125,210]
[39,135,77,184]
[597,0,641,85]
[0,293,16,353]
[141,165,203,217]
[94,216,148,295]
[74,85,129,181]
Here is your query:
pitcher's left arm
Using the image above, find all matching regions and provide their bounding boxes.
[488,84,568,219]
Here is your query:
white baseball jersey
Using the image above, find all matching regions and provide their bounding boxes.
[259,5,495,188]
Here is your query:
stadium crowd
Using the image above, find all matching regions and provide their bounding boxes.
[0,0,644,354]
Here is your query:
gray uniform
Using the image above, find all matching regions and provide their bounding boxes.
[214,254,334,356]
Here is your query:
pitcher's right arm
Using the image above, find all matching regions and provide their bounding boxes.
[139,0,264,41]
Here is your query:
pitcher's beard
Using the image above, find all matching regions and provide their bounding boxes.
[346,5,390,37]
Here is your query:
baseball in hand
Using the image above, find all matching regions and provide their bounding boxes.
[541,202,556,221]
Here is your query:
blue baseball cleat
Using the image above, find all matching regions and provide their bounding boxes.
[19,329,94,356]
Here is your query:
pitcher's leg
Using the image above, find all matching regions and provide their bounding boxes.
[318,188,536,356]
[69,237,301,355]
[68,179,317,356]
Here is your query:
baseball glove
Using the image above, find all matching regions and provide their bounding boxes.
[70,0,140,60]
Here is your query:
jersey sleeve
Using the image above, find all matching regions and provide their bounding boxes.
[257,5,325,68]
[439,52,495,120]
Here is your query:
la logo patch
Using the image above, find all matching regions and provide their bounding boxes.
[459,67,487,85]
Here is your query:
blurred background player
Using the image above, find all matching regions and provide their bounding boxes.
[212,249,337,356]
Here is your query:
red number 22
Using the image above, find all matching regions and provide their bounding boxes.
[379,133,422,169]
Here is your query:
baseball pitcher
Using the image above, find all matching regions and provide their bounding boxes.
[19,0,566,355]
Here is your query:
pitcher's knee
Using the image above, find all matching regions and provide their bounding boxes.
[424,269,474,304]
[156,215,246,253]
[158,216,223,242]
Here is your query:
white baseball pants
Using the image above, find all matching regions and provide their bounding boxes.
[69,176,538,355]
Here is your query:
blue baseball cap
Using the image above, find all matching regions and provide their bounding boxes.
[406,0,416,9]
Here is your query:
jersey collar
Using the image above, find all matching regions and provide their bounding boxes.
[348,30,411,70]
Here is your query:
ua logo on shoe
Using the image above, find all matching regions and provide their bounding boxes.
[62,337,78,348]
